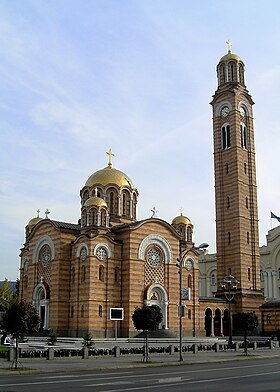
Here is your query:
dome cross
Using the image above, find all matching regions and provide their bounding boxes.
[106,148,114,168]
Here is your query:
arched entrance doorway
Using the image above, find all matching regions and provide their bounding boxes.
[145,284,168,329]
[214,308,221,336]
[33,282,50,330]
[205,308,212,336]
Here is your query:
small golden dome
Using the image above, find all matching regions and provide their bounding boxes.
[219,52,242,63]
[172,215,192,226]
[27,216,43,228]
[85,166,135,189]
[84,196,108,208]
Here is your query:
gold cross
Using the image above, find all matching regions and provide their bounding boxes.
[226,39,232,53]
[106,148,114,167]
[36,209,40,218]
[180,207,184,216]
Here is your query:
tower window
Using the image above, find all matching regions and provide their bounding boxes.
[244,162,247,174]
[81,265,86,281]
[247,232,250,244]
[109,192,114,214]
[248,268,251,281]
[188,275,192,289]
[99,265,104,281]
[99,305,103,317]
[278,268,280,279]
[225,163,229,174]
[246,197,249,209]
[222,125,231,149]
[188,309,191,319]
[228,232,231,244]
[81,305,84,318]
[241,123,248,149]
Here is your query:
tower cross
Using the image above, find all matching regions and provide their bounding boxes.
[106,148,114,167]
[226,39,232,53]
[36,209,40,218]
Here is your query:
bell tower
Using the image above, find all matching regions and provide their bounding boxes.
[211,42,263,311]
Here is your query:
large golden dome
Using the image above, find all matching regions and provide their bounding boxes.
[219,40,242,63]
[27,213,43,229]
[85,165,135,188]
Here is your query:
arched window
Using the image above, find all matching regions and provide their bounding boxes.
[100,209,106,226]
[241,123,248,149]
[246,197,249,209]
[99,265,104,281]
[247,231,250,244]
[248,268,251,281]
[122,193,126,215]
[92,209,97,225]
[81,210,87,227]
[81,265,86,281]
[187,275,192,289]
[211,273,216,285]
[99,305,103,317]
[109,192,114,214]
[187,226,192,242]
[222,124,231,149]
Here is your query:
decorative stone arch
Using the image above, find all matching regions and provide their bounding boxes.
[214,101,233,117]
[21,257,29,269]
[33,281,50,330]
[238,101,252,117]
[138,234,172,263]
[144,283,169,329]
[32,235,55,264]
[93,243,112,259]
[76,243,89,259]
[205,307,213,336]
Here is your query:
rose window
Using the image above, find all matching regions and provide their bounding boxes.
[96,247,108,260]
[39,245,51,267]
[146,247,161,268]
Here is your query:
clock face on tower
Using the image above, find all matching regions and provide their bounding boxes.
[240,107,246,117]
[221,106,229,117]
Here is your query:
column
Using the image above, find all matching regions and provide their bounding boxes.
[263,272,268,298]
[220,316,224,337]
[211,315,215,337]
[272,271,278,299]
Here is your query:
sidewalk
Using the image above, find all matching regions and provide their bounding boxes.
[1,348,280,375]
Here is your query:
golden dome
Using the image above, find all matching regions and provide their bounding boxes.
[219,52,242,63]
[27,216,43,228]
[84,196,108,208]
[172,214,192,226]
[85,166,135,189]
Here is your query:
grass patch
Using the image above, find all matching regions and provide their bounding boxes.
[0,346,9,358]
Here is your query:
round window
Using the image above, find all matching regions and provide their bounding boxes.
[96,246,108,260]
[146,247,162,268]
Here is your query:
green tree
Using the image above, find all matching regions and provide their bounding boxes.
[2,301,40,368]
[0,279,13,312]
[132,305,163,362]
[233,312,258,355]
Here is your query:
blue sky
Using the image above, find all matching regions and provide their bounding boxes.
[1,0,280,280]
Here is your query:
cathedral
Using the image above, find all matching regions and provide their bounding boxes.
[19,44,267,338]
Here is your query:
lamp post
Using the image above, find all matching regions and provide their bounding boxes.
[176,242,209,362]
[220,274,239,346]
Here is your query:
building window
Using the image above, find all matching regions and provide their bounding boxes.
[228,268,231,275]
[228,232,231,244]
[99,265,104,281]
[211,273,216,285]
[248,268,251,281]
[225,163,229,174]
[278,268,280,279]
[96,246,108,260]
[244,162,247,174]
[72,267,75,284]
[99,305,102,317]
[188,309,191,319]
[227,196,230,208]
[71,306,74,318]
[81,305,84,318]
[122,193,126,215]
[260,270,264,282]
[246,197,249,209]
[187,275,192,289]
[81,265,86,281]
[247,231,250,244]
[222,124,231,149]
[267,314,271,324]
[146,246,162,268]
[241,123,248,149]
[109,192,114,214]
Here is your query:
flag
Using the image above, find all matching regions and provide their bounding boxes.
[271,211,280,222]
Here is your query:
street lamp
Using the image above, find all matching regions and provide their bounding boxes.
[220,274,239,346]
[176,242,209,361]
